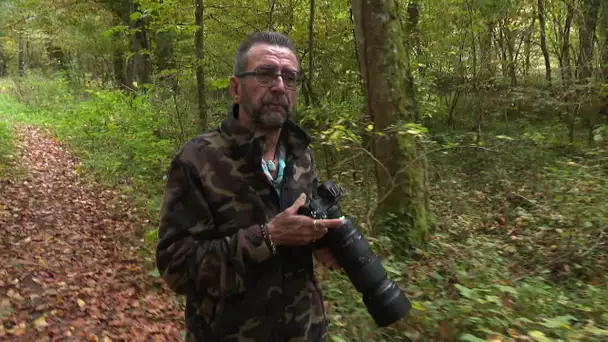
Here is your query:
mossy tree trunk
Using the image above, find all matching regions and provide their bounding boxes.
[195,0,207,131]
[351,0,432,250]
[538,0,552,86]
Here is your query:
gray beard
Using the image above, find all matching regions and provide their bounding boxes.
[250,103,292,131]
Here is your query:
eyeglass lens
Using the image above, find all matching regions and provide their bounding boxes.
[255,67,299,89]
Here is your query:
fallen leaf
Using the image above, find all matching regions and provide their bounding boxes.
[33,316,49,330]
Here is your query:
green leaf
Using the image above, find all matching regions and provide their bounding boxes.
[495,284,518,295]
[455,284,476,299]
[585,326,608,336]
[209,78,230,90]
[459,333,486,342]
[485,295,502,305]
[540,315,576,329]
[528,331,550,341]
[149,268,160,278]
[384,265,402,276]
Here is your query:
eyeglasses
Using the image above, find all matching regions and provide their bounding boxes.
[235,66,301,90]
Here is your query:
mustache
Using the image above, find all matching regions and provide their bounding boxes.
[262,95,289,106]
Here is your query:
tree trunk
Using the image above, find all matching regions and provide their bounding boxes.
[502,18,517,86]
[577,0,601,81]
[306,0,318,107]
[538,0,552,85]
[268,0,277,30]
[0,48,7,76]
[352,0,432,249]
[105,1,132,90]
[154,30,178,93]
[129,17,151,86]
[305,0,333,180]
[406,0,421,57]
[496,24,509,79]
[18,34,25,76]
[523,27,532,77]
[602,1,608,82]
[562,3,574,87]
[195,0,208,131]
[480,21,495,80]
[113,47,128,90]
[405,0,421,123]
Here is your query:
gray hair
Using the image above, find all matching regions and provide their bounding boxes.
[233,31,297,75]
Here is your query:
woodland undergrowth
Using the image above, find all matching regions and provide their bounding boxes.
[1,74,606,341]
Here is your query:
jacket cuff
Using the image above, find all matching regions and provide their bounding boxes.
[244,224,273,263]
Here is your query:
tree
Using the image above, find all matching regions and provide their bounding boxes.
[602,0,608,82]
[577,0,601,81]
[538,0,552,85]
[352,0,432,249]
[195,0,207,131]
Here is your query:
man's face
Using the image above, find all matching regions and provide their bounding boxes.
[230,43,299,131]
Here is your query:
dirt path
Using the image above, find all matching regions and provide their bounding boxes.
[0,125,184,341]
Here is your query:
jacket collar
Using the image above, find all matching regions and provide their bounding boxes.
[219,103,312,160]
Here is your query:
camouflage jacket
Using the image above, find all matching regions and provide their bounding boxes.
[156,104,327,341]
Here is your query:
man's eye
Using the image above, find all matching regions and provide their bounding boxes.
[283,73,297,82]
[257,69,276,78]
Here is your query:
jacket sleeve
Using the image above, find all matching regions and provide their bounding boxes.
[155,156,273,298]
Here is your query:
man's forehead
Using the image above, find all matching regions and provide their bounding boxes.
[247,43,298,68]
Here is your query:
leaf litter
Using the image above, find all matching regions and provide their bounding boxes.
[0,125,183,341]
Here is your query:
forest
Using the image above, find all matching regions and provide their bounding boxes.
[0,0,607,340]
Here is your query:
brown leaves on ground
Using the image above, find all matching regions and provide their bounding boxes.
[0,126,183,341]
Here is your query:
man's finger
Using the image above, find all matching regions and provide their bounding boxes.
[316,218,345,228]
[283,193,307,215]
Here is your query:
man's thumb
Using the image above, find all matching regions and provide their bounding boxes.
[285,193,306,214]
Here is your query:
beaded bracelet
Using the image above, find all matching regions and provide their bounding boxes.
[260,223,277,256]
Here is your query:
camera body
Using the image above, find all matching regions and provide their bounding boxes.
[298,180,411,327]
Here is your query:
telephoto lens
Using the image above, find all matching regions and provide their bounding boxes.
[322,218,411,327]
[300,181,412,327]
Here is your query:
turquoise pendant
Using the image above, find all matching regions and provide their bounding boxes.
[266,160,276,172]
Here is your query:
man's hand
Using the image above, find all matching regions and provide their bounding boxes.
[314,247,340,270]
[267,193,344,246]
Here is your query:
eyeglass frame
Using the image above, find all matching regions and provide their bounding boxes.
[234,66,302,90]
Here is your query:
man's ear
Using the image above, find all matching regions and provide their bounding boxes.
[229,76,241,104]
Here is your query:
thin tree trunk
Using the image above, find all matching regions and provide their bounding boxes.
[538,0,552,85]
[306,0,332,180]
[103,0,132,90]
[195,0,207,131]
[155,30,178,93]
[268,0,277,31]
[130,19,151,86]
[601,2,608,118]
[306,0,318,107]
[352,0,432,249]
[602,1,608,82]
[113,48,128,89]
[496,25,509,79]
[577,0,601,81]
[562,3,574,88]
[405,0,421,123]
[503,18,517,86]
[18,34,25,76]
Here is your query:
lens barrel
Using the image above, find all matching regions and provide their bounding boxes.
[322,219,411,327]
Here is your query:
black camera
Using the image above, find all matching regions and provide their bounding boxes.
[298,180,412,327]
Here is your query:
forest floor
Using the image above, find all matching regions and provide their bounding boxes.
[0,123,184,341]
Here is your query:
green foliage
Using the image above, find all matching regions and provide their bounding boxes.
[0,118,16,178]
[3,65,608,342]
[3,74,177,215]
[2,0,607,340]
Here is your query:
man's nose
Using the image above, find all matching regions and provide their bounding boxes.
[270,75,287,93]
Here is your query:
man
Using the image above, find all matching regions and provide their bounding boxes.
[156,31,344,342]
